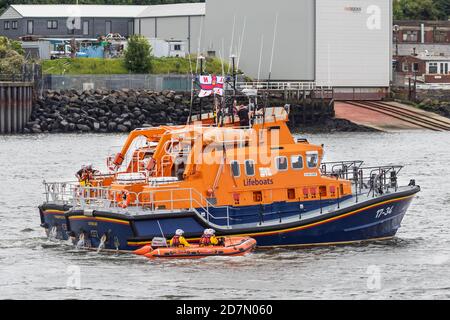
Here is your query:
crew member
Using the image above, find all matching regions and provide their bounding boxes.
[170,229,190,247]
[237,105,250,127]
[75,165,87,181]
[199,229,219,246]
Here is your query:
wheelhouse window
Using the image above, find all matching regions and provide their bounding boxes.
[245,160,255,176]
[4,21,10,30]
[306,152,319,168]
[47,20,58,29]
[275,156,288,171]
[230,161,240,177]
[291,155,304,170]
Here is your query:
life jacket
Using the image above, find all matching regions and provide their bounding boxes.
[199,235,212,246]
[171,235,182,247]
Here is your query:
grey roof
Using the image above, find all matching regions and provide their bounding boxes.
[137,3,205,18]
[3,3,205,19]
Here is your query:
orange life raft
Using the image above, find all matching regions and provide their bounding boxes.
[133,236,257,259]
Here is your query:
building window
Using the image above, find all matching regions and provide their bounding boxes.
[245,160,255,176]
[174,44,181,51]
[105,21,112,34]
[434,30,447,43]
[230,161,240,177]
[4,21,10,30]
[291,155,304,170]
[403,31,418,42]
[412,63,419,73]
[402,62,409,72]
[27,20,33,34]
[275,156,288,171]
[12,21,17,29]
[47,20,58,29]
[440,63,449,75]
[428,62,438,74]
[83,21,89,35]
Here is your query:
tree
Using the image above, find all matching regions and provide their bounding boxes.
[124,35,153,73]
[394,0,441,20]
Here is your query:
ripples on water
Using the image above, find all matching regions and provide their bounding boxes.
[1,131,449,299]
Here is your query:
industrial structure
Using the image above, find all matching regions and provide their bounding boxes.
[0,1,394,99]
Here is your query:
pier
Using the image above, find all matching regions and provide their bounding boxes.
[0,81,34,134]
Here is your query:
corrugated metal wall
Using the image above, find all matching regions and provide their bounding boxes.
[315,0,391,87]
[204,0,315,81]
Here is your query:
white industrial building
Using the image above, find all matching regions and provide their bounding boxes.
[203,0,393,98]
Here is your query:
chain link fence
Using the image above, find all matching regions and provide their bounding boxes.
[42,74,193,92]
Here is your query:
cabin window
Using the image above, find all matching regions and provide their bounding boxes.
[306,152,319,168]
[291,155,304,170]
[230,161,240,177]
[245,160,255,176]
[275,156,288,171]
[4,21,10,30]
[12,21,17,29]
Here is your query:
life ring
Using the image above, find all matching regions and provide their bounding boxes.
[118,190,130,208]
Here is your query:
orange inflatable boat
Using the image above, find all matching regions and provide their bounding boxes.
[133,236,257,259]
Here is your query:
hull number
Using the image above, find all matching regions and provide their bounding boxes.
[375,206,394,219]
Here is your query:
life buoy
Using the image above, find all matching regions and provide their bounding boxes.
[118,190,130,208]
[145,158,156,172]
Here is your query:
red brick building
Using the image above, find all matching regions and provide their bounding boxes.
[394,20,450,44]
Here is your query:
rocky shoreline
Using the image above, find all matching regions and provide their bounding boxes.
[25,89,373,134]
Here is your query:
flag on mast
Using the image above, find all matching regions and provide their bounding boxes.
[199,75,224,97]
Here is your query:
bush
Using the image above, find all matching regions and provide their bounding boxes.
[124,35,153,73]
[0,36,25,74]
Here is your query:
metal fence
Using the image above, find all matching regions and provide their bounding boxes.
[42,74,193,92]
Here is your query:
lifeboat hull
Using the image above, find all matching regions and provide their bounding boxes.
[38,186,419,251]
[142,237,257,259]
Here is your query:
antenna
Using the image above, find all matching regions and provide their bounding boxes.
[187,52,194,125]
[227,15,237,74]
[268,12,279,81]
[195,16,204,74]
[257,34,264,82]
[236,16,247,71]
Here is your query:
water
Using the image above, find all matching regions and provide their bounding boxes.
[1,131,449,299]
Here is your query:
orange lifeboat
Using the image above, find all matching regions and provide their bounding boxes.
[134,237,257,259]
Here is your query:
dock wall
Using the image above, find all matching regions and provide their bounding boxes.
[0,82,34,134]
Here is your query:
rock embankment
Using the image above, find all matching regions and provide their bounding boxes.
[25,89,209,134]
[24,89,372,134]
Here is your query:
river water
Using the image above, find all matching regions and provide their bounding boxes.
[1,130,449,300]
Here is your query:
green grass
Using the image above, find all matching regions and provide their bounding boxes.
[41,56,229,75]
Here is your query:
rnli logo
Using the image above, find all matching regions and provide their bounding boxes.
[243,178,274,186]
